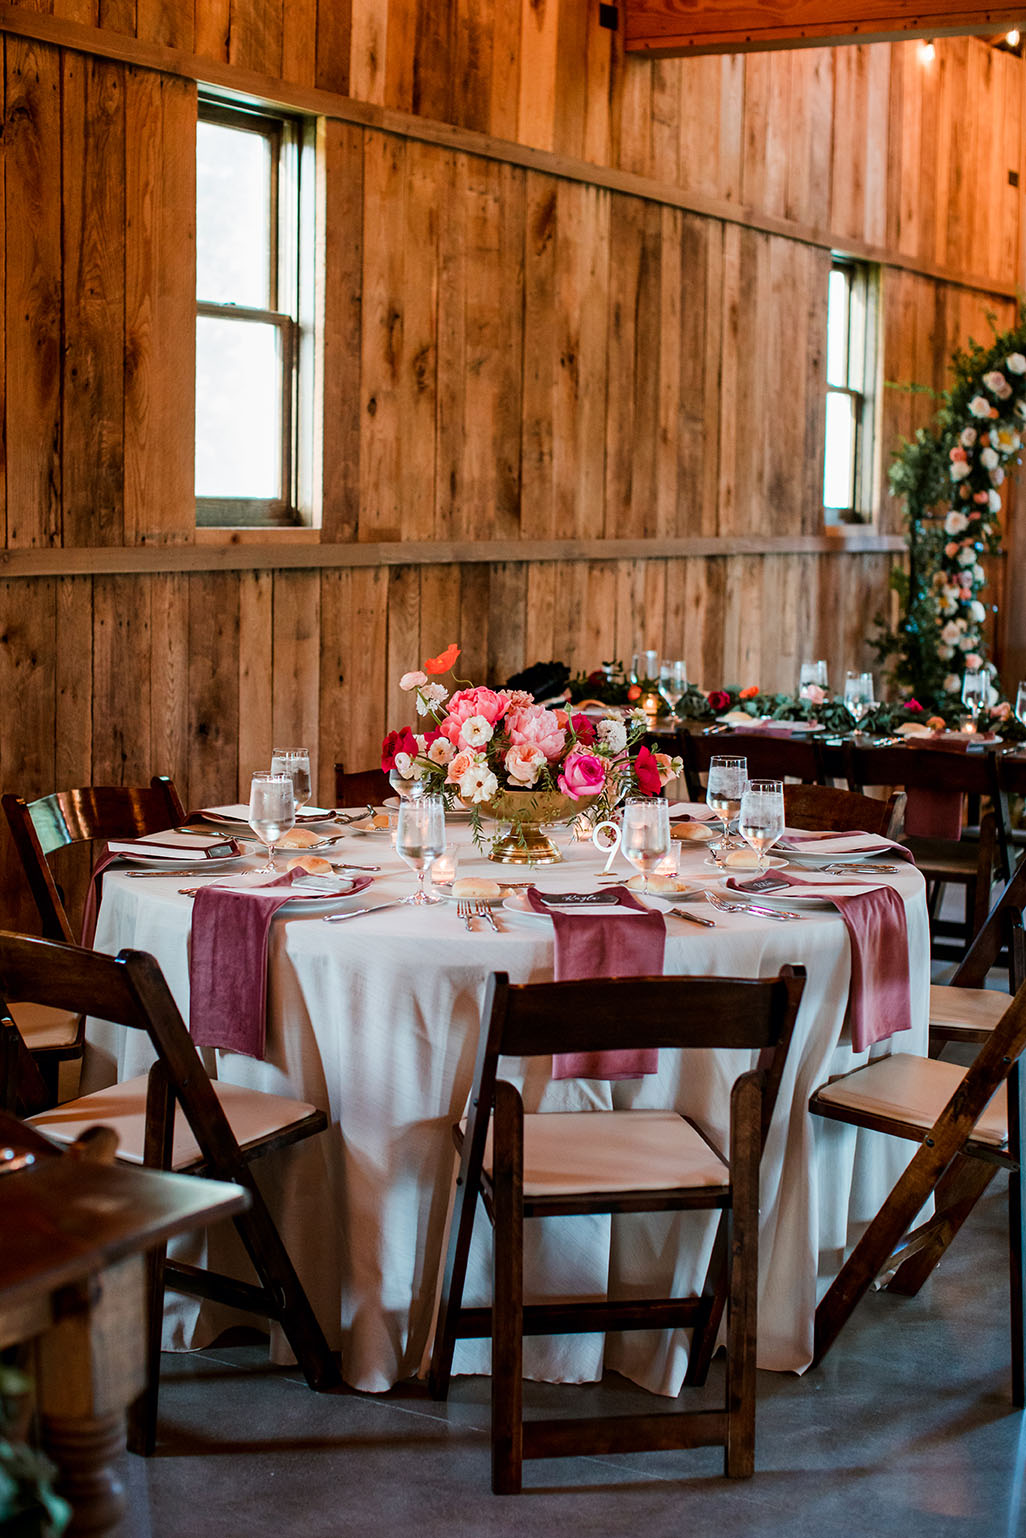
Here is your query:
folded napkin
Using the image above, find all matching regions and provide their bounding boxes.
[190,871,371,1059]
[527,886,666,1081]
[81,849,119,946]
[667,802,716,822]
[728,870,911,1052]
[902,737,970,840]
[777,830,913,861]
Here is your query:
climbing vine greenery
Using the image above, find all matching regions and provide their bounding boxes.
[872,305,1026,711]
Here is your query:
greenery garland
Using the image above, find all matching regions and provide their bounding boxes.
[871,305,1026,710]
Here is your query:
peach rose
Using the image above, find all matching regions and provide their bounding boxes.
[505,744,546,786]
[445,750,477,785]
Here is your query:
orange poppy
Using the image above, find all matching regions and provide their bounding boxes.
[424,643,461,675]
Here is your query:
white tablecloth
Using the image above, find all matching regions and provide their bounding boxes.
[85,820,930,1394]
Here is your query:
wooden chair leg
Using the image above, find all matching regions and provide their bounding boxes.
[491,1083,523,1496]
[429,1153,481,1401]
[683,1214,728,1388]
[127,1241,166,1457]
[1009,1063,1025,1408]
[885,1154,997,1297]
[725,1076,759,1478]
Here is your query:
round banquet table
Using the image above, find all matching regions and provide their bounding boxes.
[83,815,930,1395]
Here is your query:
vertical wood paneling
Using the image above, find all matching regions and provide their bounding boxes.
[92,574,151,781]
[61,52,125,546]
[4,39,62,548]
[188,574,240,806]
[271,570,321,771]
[237,569,273,790]
[359,132,405,542]
[319,565,388,791]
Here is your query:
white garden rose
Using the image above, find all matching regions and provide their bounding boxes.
[991,467,1005,487]
[960,426,978,447]
[943,674,961,694]
[969,600,987,624]
[944,510,969,535]
[427,736,455,766]
[1006,352,1026,374]
[937,644,954,661]
[980,446,999,471]
[459,714,494,749]
[970,395,994,418]
[958,634,979,652]
[958,547,977,567]
[983,370,1013,400]
[949,461,971,482]
[973,564,985,583]
[988,489,1002,512]
[940,620,962,645]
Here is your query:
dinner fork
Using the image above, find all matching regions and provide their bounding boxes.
[704,893,804,922]
[456,899,476,931]
[474,900,499,932]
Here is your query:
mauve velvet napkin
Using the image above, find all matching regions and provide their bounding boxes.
[81,849,119,946]
[189,871,371,1059]
[902,736,973,840]
[526,885,666,1080]
[776,829,914,861]
[728,869,911,1052]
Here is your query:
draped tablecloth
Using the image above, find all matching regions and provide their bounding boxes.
[84,823,929,1395]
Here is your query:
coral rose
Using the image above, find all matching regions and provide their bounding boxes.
[445,750,477,786]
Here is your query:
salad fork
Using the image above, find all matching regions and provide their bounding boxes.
[456,899,476,931]
[474,900,500,932]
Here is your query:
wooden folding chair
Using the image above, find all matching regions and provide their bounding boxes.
[844,744,1011,959]
[783,782,905,837]
[928,851,1026,1056]
[333,762,391,808]
[679,731,825,802]
[0,932,341,1453]
[2,778,187,1100]
[809,979,1026,1404]
[429,966,806,1492]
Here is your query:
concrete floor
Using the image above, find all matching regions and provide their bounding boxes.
[120,1178,1025,1538]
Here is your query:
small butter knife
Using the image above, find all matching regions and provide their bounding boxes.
[323,900,407,924]
[670,909,716,928]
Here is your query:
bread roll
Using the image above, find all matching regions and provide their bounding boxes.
[370,812,390,829]
[627,873,686,894]
[721,849,761,869]
[287,855,334,875]
[451,877,501,901]
[280,828,321,849]
[671,821,714,842]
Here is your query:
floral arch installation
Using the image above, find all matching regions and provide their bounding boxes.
[873,306,1026,712]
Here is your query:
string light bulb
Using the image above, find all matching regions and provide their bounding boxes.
[1007,28,1021,47]
[919,39,936,64]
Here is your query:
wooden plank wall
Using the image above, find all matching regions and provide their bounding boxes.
[0,4,1022,932]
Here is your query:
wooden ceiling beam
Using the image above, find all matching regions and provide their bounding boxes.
[623,2,1026,56]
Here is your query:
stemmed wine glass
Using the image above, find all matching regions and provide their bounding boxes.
[1015,680,1026,730]
[249,773,295,874]
[396,794,446,905]
[798,659,829,698]
[706,756,748,850]
[270,748,312,812]
[620,798,671,894]
[738,780,785,873]
[843,671,876,731]
[630,650,659,685]
[961,670,987,728]
[659,659,688,723]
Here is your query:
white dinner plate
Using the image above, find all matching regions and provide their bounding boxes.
[183,872,373,911]
[782,847,892,867]
[115,851,251,869]
[438,889,507,908]
[345,816,394,836]
[200,804,335,825]
[501,894,649,921]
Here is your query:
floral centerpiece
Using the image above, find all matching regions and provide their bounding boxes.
[381,644,683,863]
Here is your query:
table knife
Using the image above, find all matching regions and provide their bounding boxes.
[323,900,407,923]
[670,909,716,928]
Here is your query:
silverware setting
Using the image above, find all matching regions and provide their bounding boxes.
[323,900,407,923]
[704,893,804,922]
[818,862,900,875]
[456,899,500,932]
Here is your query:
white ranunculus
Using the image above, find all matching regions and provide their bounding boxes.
[969,600,987,624]
[1007,352,1026,374]
[943,673,961,694]
[988,489,1002,512]
[458,764,499,804]
[944,510,970,535]
[949,461,971,482]
[958,547,978,567]
[459,714,494,749]
[940,620,962,645]
[980,446,999,471]
[596,718,628,752]
[393,751,418,779]
[427,736,455,766]
[970,395,994,418]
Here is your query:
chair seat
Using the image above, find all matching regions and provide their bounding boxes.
[469,1108,728,1196]
[29,1075,322,1171]
[929,984,1010,1035]
[901,837,978,878]
[816,1054,1007,1148]
[10,1002,82,1050]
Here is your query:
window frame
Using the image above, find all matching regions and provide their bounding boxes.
[195,98,307,529]
[823,256,881,528]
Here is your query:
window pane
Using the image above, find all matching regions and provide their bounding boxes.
[823,390,856,510]
[847,277,867,393]
[196,317,282,498]
[197,121,272,307]
[826,267,850,388]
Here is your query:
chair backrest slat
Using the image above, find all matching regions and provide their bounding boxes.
[950,851,1026,989]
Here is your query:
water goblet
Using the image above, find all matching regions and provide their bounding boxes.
[270,748,312,811]
[961,669,987,728]
[798,659,829,698]
[659,659,688,722]
[738,780,785,873]
[1016,680,1026,730]
[396,795,446,905]
[249,772,295,874]
[706,756,747,848]
[631,650,659,685]
[620,797,671,894]
[843,671,876,731]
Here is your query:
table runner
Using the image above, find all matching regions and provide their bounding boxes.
[526,885,666,1080]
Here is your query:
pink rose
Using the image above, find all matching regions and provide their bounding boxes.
[949,447,968,463]
[964,653,983,671]
[803,683,826,705]
[439,687,510,745]
[506,704,566,761]
[557,751,606,800]
[505,744,546,786]
[944,542,960,558]
[445,750,476,785]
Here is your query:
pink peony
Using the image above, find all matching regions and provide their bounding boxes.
[439,687,510,745]
[505,704,566,762]
[557,751,606,800]
[505,744,547,786]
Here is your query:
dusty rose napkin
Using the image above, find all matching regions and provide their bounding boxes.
[902,737,973,840]
[728,870,911,1052]
[777,829,914,861]
[81,849,119,946]
[527,885,666,1080]
[189,871,371,1059]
